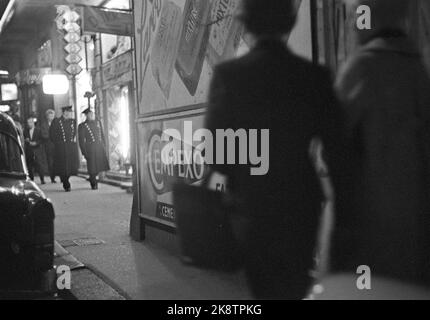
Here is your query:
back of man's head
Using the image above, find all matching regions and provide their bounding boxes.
[239,0,297,37]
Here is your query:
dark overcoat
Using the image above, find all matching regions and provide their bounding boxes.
[23,127,48,176]
[78,120,110,175]
[40,121,56,177]
[332,35,430,285]
[49,117,79,177]
[205,38,345,299]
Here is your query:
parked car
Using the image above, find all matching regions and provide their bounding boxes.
[0,112,55,296]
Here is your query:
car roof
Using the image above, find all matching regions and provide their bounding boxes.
[0,112,19,139]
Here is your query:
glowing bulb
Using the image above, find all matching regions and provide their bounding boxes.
[43,74,70,95]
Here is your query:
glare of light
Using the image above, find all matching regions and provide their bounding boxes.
[0,70,9,76]
[87,41,95,52]
[43,74,70,95]
[0,0,16,35]
[313,284,325,295]
[0,105,10,112]
[104,0,130,9]
[119,89,130,159]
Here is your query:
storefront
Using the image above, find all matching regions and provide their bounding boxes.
[100,51,134,176]
[130,0,315,244]
[85,0,135,182]
[15,67,55,123]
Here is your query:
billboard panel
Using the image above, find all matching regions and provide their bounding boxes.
[137,113,228,223]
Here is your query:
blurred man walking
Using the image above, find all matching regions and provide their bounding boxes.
[332,0,430,285]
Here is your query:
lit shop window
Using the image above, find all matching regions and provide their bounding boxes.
[101,0,132,64]
[119,86,130,162]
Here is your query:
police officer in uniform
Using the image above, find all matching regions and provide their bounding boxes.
[49,106,79,192]
[78,108,110,190]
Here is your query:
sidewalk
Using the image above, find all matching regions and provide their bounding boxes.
[41,177,251,300]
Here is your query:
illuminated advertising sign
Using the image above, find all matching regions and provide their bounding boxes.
[0,83,18,102]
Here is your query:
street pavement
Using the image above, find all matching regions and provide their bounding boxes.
[41,177,251,300]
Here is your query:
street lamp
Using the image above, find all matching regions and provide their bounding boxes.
[84,91,96,109]
[42,74,70,95]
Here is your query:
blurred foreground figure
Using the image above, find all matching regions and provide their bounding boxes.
[78,108,110,190]
[332,0,430,285]
[206,0,344,299]
[49,106,79,192]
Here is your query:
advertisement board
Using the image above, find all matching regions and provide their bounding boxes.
[0,83,18,102]
[134,0,313,225]
[137,111,212,224]
[81,6,134,36]
[135,0,247,115]
[102,51,133,89]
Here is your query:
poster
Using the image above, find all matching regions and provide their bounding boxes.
[175,0,212,96]
[151,1,183,98]
[138,113,210,223]
[134,0,238,115]
[206,0,243,67]
[134,0,312,115]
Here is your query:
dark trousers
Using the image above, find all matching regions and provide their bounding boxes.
[241,215,316,300]
[45,148,55,181]
[61,176,71,190]
[27,157,45,184]
[89,174,98,186]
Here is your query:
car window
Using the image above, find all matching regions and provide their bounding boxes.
[0,132,24,173]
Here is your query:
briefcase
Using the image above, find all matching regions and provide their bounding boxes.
[173,182,242,272]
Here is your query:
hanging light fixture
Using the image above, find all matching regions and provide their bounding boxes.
[42,74,70,95]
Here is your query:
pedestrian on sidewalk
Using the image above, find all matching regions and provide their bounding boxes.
[205,0,345,299]
[78,107,110,190]
[24,117,48,184]
[49,106,79,192]
[41,109,57,183]
[332,0,430,286]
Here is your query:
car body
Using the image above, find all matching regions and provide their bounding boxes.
[0,112,55,293]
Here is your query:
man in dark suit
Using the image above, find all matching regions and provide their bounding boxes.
[205,0,345,299]
[24,117,48,184]
[78,108,110,190]
[49,106,79,192]
[40,109,57,183]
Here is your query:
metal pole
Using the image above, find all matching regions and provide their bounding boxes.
[71,75,78,119]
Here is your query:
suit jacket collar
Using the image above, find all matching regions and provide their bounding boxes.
[26,127,37,139]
